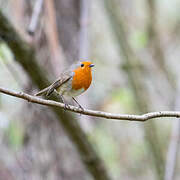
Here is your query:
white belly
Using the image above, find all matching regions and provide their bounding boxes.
[57,79,85,97]
[67,88,85,97]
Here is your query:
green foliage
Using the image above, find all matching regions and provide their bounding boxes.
[111,88,136,113]
[0,43,13,63]
[130,30,148,50]
[89,127,120,178]
[128,141,147,173]
[5,121,24,150]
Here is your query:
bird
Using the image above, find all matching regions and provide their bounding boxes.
[35,61,94,109]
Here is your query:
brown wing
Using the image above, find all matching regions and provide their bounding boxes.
[35,71,74,96]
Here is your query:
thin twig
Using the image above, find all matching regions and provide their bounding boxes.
[1,87,180,122]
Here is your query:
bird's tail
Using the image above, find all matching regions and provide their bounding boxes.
[35,86,50,96]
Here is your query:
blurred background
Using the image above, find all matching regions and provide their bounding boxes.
[0,0,180,180]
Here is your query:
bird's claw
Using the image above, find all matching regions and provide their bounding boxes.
[64,103,70,111]
[78,105,84,111]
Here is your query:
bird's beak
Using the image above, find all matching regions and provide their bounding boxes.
[89,64,95,68]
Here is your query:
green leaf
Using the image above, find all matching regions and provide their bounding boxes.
[130,30,148,50]
[5,121,24,150]
[0,43,14,63]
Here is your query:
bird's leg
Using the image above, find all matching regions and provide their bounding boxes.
[72,97,84,111]
[54,90,69,110]
[46,91,53,99]
[60,95,70,110]
[54,90,59,97]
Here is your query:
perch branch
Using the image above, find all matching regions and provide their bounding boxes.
[1,87,180,122]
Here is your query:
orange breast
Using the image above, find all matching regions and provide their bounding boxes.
[72,68,92,91]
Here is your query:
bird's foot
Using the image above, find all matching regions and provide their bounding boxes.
[64,103,70,111]
[77,104,84,111]
[72,97,84,111]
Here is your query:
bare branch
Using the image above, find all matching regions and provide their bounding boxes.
[1,87,180,122]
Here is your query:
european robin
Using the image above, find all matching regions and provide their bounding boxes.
[35,61,94,109]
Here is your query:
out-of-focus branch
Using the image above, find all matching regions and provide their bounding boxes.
[164,77,180,180]
[104,0,165,179]
[53,0,80,63]
[44,0,65,74]
[0,161,15,180]
[1,87,180,122]
[146,1,178,179]
[0,10,111,180]
[0,46,24,87]
[164,121,180,180]
[146,0,175,88]
[79,0,90,59]
[28,0,44,35]
[12,0,24,27]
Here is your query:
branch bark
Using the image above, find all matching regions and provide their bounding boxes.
[1,87,180,122]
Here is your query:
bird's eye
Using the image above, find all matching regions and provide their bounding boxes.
[81,64,84,67]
